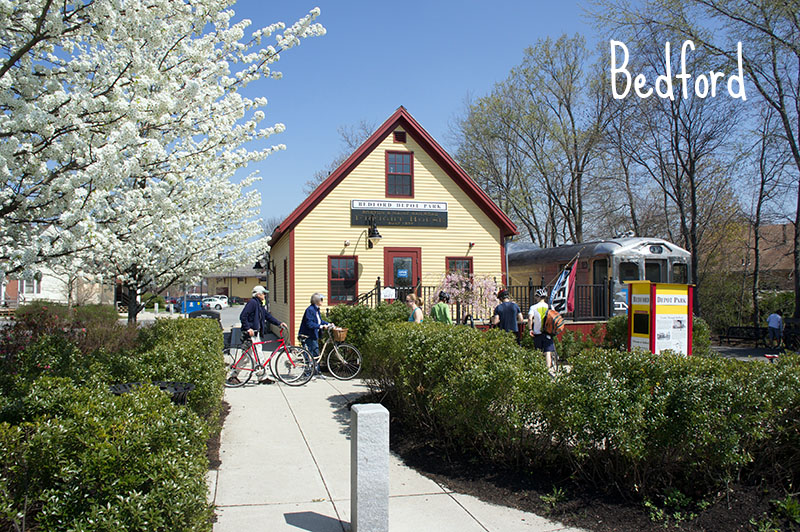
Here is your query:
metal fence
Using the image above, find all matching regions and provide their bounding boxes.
[355,277,614,322]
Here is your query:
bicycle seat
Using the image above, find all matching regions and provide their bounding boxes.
[298,334,309,341]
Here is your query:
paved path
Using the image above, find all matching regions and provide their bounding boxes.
[209,376,584,532]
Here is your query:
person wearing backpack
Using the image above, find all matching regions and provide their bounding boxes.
[529,287,557,371]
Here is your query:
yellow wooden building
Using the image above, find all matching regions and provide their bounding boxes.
[204,266,267,302]
[268,107,517,339]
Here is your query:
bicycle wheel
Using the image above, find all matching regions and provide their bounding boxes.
[326,343,362,380]
[273,346,314,386]
[224,347,254,387]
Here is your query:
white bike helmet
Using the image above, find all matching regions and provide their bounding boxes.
[252,285,267,295]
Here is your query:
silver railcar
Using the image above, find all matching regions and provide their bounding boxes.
[508,237,691,316]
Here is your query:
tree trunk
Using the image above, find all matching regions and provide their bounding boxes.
[752,224,761,330]
[795,200,800,320]
[126,285,142,325]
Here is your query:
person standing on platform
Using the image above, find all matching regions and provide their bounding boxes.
[406,293,424,323]
[492,289,523,342]
[767,310,784,349]
[430,291,453,324]
[529,288,557,371]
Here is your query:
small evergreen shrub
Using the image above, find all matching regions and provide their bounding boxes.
[603,314,629,349]
[601,314,712,356]
[760,291,794,321]
[325,302,408,351]
[132,318,225,422]
[1,302,138,363]
[0,378,212,532]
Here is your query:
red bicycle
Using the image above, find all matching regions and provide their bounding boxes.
[224,326,313,387]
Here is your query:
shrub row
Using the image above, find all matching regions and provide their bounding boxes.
[325,301,408,351]
[600,313,713,357]
[0,378,212,531]
[0,312,224,531]
[363,322,800,501]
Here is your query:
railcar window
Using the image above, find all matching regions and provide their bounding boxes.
[672,263,688,284]
[619,261,639,281]
[645,262,662,282]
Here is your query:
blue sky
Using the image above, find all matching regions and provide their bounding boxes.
[230,1,599,221]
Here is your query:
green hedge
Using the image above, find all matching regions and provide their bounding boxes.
[602,314,713,357]
[0,378,212,531]
[132,318,225,422]
[325,301,408,351]
[0,318,225,531]
[1,318,224,424]
[363,323,800,501]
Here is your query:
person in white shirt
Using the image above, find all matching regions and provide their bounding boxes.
[767,310,784,348]
[528,288,556,370]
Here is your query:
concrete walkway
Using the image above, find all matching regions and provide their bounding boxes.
[209,375,584,532]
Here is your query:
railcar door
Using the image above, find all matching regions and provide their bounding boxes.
[592,259,608,317]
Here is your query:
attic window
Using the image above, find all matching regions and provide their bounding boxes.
[393,131,407,143]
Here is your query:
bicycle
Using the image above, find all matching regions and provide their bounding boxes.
[529,330,561,376]
[299,326,362,380]
[224,326,313,387]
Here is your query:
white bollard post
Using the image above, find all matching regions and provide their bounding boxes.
[154,303,159,315]
[351,403,389,532]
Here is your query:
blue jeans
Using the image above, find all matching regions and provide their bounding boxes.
[304,337,320,367]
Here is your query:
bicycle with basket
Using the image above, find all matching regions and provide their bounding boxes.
[299,326,362,380]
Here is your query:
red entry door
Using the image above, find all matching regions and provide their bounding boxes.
[384,248,421,301]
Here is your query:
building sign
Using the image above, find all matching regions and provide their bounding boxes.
[381,287,397,300]
[350,200,448,227]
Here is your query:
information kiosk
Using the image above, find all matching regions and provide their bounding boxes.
[626,281,693,356]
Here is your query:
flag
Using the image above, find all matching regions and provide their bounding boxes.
[549,268,570,312]
[550,264,577,314]
[566,264,577,313]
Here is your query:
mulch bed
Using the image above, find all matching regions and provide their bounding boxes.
[207,400,230,470]
[381,404,792,532]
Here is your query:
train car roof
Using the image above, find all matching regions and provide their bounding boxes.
[508,237,689,266]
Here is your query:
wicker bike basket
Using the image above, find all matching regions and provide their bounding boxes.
[332,327,348,342]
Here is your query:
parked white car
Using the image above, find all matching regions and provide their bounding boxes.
[202,296,229,310]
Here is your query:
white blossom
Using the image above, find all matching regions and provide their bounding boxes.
[1,1,323,320]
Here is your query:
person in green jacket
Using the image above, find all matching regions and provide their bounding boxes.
[430,291,453,324]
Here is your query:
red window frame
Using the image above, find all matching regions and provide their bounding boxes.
[385,151,414,198]
[328,255,359,305]
[446,257,473,276]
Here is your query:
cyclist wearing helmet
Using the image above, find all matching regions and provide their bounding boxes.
[529,287,556,370]
[430,291,453,324]
[492,289,523,341]
[232,285,287,385]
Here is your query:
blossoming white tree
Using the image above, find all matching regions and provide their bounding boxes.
[1,0,325,321]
